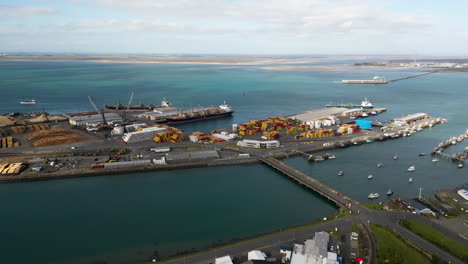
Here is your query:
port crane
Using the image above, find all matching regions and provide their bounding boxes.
[124,91,134,122]
[87,95,107,125]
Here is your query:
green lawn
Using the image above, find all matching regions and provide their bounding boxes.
[362,203,386,211]
[371,224,432,264]
[400,219,468,262]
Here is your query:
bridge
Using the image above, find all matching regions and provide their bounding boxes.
[257,156,355,210]
[387,71,434,83]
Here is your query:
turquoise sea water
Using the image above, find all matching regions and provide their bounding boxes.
[0,59,467,264]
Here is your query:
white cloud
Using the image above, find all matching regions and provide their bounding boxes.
[0,5,57,17]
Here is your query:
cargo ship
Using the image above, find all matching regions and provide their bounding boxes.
[326,98,374,108]
[166,102,234,124]
[106,98,172,110]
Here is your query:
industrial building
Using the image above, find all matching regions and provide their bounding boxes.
[283,232,339,264]
[458,189,468,201]
[237,140,280,149]
[122,126,167,144]
[69,113,122,127]
[215,256,233,264]
[394,113,428,126]
[289,107,344,124]
[165,150,220,163]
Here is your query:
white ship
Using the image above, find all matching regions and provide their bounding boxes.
[20,99,36,105]
[368,193,380,199]
[361,98,374,108]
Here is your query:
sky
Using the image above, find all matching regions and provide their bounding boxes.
[1,0,468,55]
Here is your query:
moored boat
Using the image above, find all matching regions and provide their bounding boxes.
[408,177,413,183]
[432,158,439,162]
[338,170,344,176]
[377,162,383,168]
[368,175,374,180]
[20,99,36,105]
[408,166,415,172]
[386,189,394,196]
[393,154,398,160]
[166,101,234,124]
[368,193,380,199]
[458,163,464,168]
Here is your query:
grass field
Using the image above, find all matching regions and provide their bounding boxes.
[400,219,468,262]
[371,224,432,264]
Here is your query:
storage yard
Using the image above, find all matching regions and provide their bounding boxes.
[0,105,447,183]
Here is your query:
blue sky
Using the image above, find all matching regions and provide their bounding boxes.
[1,0,468,55]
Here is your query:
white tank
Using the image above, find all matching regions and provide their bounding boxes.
[232,124,238,132]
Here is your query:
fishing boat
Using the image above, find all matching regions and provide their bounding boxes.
[19,99,36,105]
[314,156,325,162]
[432,158,439,162]
[386,189,394,196]
[368,175,374,180]
[377,162,383,168]
[408,177,413,183]
[393,154,398,160]
[338,170,344,176]
[408,166,415,172]
[368,193,380,199]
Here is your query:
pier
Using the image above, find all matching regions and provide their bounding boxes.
[387,71,434,83]
[257,156,354,210]
[432,130,468,162]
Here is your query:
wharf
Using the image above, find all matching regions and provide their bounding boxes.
[432,130,468,162]
[341,71,434,84]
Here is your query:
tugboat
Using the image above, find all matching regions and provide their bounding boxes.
[368,193,380,199]
[338,170,344,176]
[20,99,36,105]
[386,189,394,196]
[408,166,416,172]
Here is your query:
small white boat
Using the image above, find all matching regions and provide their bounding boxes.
[361,112,369,117]
[314,156,325,162]
[458,163,464,168]
[408,166,415,172]
[377,162,383,168]
[370,111,378,115]
[408,177,413,183]
[327,154,336,160]
[393,154,398,160]
[20,99,36,105]
[368,193,380,199]
[368,175,374,180]
[338,170,344,176]
[432,158,439,162]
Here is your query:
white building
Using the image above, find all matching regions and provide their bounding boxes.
[248,250,267,261]
[237,140,280,149]
[122,126,167,144]
[215,255,233,264]
[69,113,122,127]
[290,232,339,264]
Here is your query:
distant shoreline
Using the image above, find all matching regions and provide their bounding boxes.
[0,56,306,66]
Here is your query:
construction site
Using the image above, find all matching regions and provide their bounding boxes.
[0,93,448,183]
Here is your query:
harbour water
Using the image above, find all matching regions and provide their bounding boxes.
[0,59,467,264]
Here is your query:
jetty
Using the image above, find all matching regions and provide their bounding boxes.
[341,71,434,84]
[432,130,468,162]
[258,156,354,210]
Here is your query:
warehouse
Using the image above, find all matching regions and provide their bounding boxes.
[289,108,343,126]
[394,113,428,126]
[237,140,280,149]
[122,126,167,143]
[69,113,122,127]
[341,108,363,117]
[165,150,220,163]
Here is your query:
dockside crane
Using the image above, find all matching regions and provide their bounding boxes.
[124,91,134,122]
[88,95,107,125]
